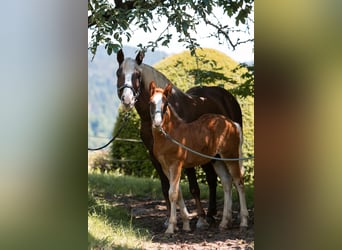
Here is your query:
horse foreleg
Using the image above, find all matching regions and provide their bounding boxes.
[213,161,233,230]
[148,152,171,228]
[140,124,171,226]
[154,158,171,211]
[165,163,182,234]
[184,168,208,229]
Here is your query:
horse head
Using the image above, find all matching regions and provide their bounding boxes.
[116,49,145,110]
[149,81,172,128]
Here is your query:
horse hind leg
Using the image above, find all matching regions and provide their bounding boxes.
[177,184,191,232]
[227,160,249,229]
[184,168,209,230]
[212,160,233,230]
[227,122,248,229]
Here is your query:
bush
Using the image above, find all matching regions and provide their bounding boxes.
[88,151,112,173]
[110,107,157,178]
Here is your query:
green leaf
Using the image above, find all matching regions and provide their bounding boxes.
[107,46,112,55]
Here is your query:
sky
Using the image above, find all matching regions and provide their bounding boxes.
[126,8,254,63]
[89,6,254,63]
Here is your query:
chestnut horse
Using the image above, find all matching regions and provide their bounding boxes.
[116,49,243,227]
[149,81,248,234]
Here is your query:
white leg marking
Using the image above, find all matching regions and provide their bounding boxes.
[213,161,233,230]
[165,182,177,234]
[177,185,191,231]
[233,122,249,227]
[234,178,248,228]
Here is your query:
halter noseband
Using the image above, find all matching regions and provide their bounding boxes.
[118,75,142,104]
[150,99,169,125]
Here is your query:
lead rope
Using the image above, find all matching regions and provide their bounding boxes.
[88,111,131,151]
[158,127,254,161]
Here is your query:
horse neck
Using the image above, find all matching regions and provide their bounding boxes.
[139,64,195,119]
[141,64,170,90]
[140,64,194,105]
[162,104,183,134]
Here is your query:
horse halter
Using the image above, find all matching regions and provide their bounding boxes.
[150,97,169,128]
[117,75,142,105]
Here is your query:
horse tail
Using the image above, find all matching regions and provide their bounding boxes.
[234,122,245,175]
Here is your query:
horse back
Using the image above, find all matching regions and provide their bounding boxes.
[161,114,241,167]
[186,86,243,129]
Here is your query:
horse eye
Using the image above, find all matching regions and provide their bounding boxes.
[116,68,123,77]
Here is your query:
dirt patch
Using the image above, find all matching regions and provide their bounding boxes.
[115,195,254,249]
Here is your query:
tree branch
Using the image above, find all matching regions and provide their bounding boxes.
[204,18,253,50]
[88,0,164,28]
[204,19,236,49]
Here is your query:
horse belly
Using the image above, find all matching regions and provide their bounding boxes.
[182,144,217,167]
[183,154,211,167]
[183,118,231,167]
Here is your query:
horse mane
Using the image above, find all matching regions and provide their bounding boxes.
[166,102,185,123]
[140,64,170,89]
[140,63,196,105]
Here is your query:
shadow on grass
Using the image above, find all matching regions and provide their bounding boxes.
[88,172,254,249]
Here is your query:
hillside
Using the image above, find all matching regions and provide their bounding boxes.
[88,46,168,148]
[154,48,243,90]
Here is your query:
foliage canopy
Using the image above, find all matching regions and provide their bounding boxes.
[88,0,254,56]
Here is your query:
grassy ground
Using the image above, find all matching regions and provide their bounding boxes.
[88,171,254,249]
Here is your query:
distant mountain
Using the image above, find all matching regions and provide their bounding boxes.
[88,46,168,148]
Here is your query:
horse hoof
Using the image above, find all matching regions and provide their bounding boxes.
[239,226,248,233]
[196,217,209,230]
[219,220,232,231]
[165,229,174,235]
[205,215,216,225]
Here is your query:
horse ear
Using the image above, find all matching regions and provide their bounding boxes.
[136,50,145,65]
[164,83,173,98]
[149,81,156,97]
[117,49,124,65]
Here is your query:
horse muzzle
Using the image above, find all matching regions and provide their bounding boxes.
[152,112,163,128]
[121,91,135,110]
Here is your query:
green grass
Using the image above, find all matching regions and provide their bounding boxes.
[88,171,254,249]
[88,172,163,200]
[88,213,151,249]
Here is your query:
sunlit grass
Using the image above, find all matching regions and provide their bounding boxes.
[88,171,163,200]
[88,213,151,249]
